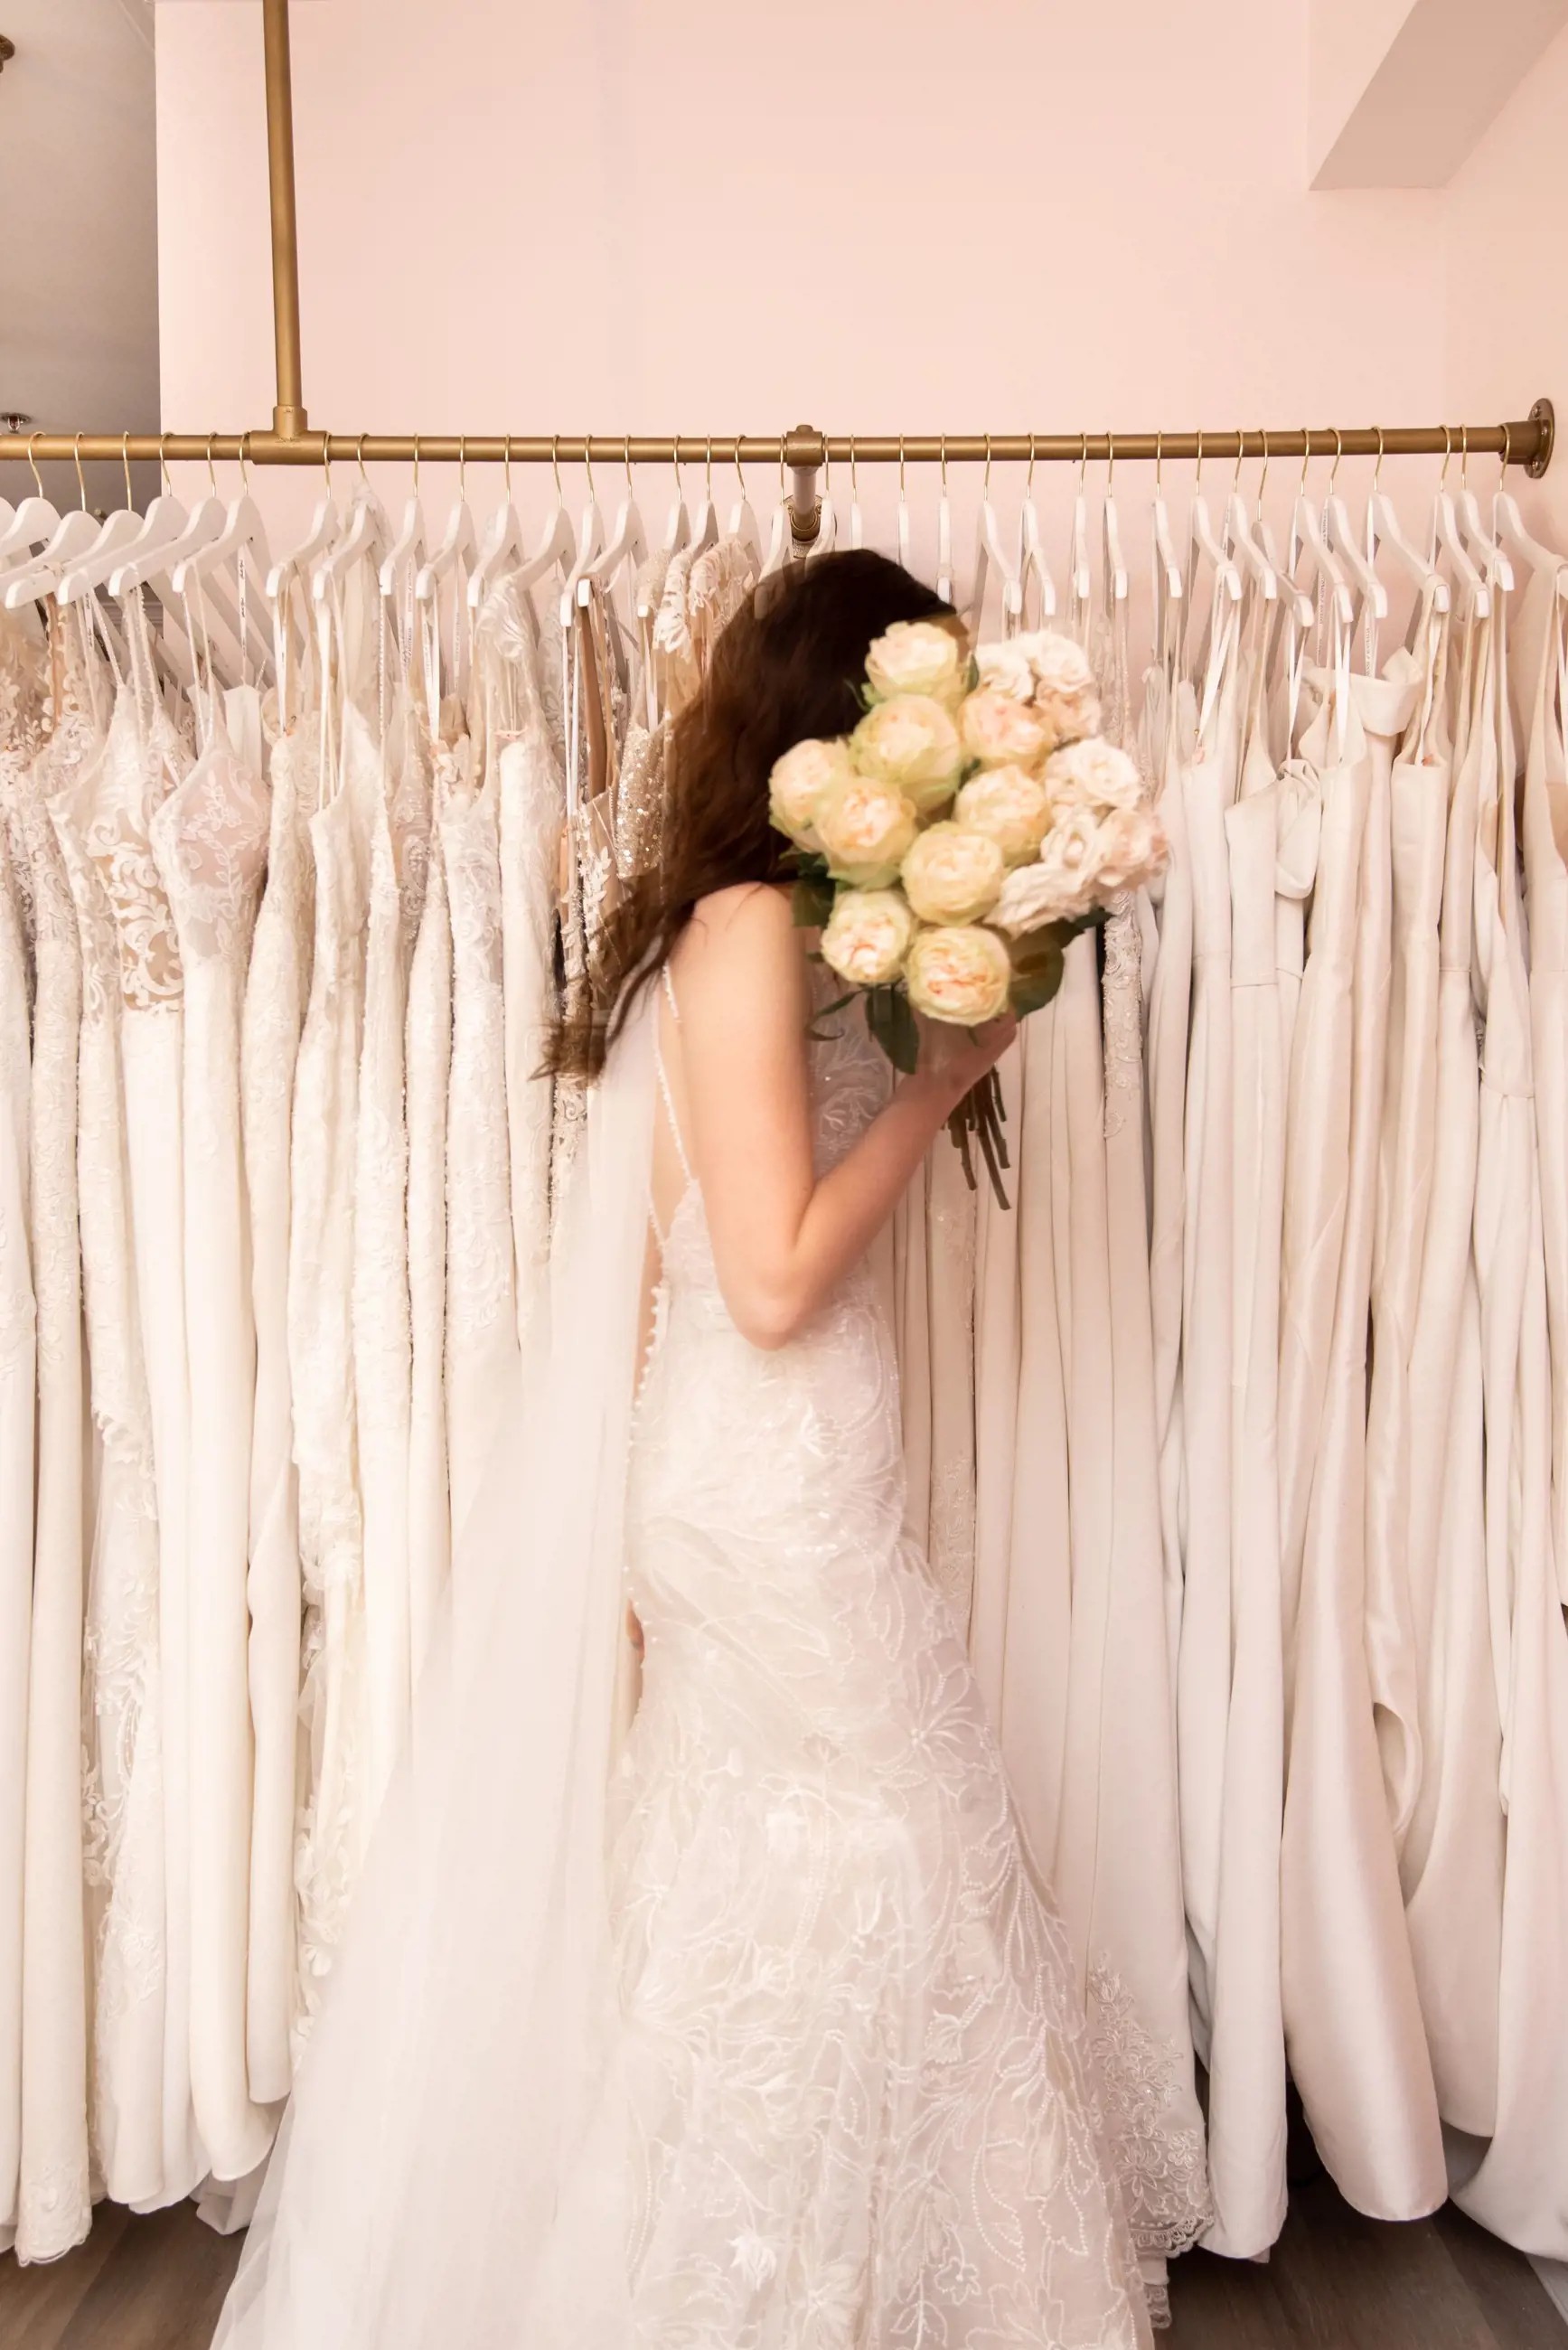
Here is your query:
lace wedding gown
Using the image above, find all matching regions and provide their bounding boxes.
[609,973,1152,2348]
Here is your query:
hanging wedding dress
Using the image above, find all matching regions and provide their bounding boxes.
[213,964,1153,2350]
[404,695,455,1685]
[150,653,273,2185]
[16,606,102,2261]
[0,616,40,2251]
[1401,601,1504,2131]
[1281,648,1445,2222]
[289,606,378,2026]
[1451,569,1568,2260]
[240,650,315,2105]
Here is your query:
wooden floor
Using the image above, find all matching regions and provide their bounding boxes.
[0,2177,1563,2349]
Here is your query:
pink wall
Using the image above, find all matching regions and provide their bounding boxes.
[153,0,1556,608]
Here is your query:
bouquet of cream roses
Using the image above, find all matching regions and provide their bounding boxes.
[768,618,1168,1199]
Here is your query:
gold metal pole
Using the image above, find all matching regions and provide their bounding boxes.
[0,407,1555,476]
[262,0,306,439]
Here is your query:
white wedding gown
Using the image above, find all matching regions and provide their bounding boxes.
[214,959,1152,2350]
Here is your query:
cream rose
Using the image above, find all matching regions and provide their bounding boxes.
[1027,631,1102,747]
[905,925,1013,1026]
[768,737,855,850]
[953,763,1053,866]
[959,688,1053,771]
[990,807,1104,935]
[814,771,918,888]
[900,822,1005,926]
[1042,737,1144,820]
[865,619,966,710]
[820,887,917,987]
[1091,800,1169,892]
[850,694,963,814]
[974,639,1038,704]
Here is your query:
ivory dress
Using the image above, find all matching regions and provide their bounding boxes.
[240,713,315,2102]
[608,972,1155,2348]
[404,728,454,1683]
[151,678,274,2184]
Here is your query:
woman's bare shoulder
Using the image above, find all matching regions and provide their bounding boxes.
[672,886,808,1017]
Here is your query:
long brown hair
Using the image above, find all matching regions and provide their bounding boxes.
[550,549,956,1078]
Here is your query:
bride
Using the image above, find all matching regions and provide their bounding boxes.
[214,551,1152,2349]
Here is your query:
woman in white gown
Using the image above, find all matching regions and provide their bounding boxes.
[214,552,1150,2350]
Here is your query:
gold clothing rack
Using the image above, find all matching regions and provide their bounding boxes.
[0,0,1555,537]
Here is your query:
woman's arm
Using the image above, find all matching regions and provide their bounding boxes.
[671,885,1014,1349]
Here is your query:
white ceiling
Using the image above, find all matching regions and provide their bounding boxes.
[0,0,159,509]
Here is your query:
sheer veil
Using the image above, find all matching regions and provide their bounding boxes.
[213,990,657,2349]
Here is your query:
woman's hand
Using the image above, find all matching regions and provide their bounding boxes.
[907,1012,1019,1110]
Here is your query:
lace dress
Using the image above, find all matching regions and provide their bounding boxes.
[290,697,378,2027]
[150,679,273,2184]
[51,627,171,2207]
[240,714,315,2103]
[405,731,455,1685]
[16,611,103,2260]
[0,619,40,2249]
[611,972,1153,2348]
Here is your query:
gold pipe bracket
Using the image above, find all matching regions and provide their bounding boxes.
[1527,396,1555,481]
[262,0,306,437]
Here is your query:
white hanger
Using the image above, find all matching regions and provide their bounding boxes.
[688,439,720,559]
[1018,434,1057,626]
[512,438,579,596]
[1101,434,1129,608]
[1188,429,1244,612]
[1430,428,1490,619]
[110,437,227,598]
[376,438,427,606]
[803,446,838,568]
[1452,425,1515,595]
[1222,437,1279,606]
[577,435,650,603]
[727,440,765,566]
[61,440,191,606]
[466,437,528,615]
[971,433,1022,633]
[315,440,390,605]
[54,436,148,606]
[842,438,865,553]
[760,441,793,578]
[1320,428,1389,623]
[1066,436,1094,628]
[934,437,954,605]
[268,443,343,604]
[1288,435,1354,630]
[415,437,478,606]
[1492,419,1568,591]
[1364,425,1449,616]
[1,437,103,608]
[1149,431,1184,678]
[0,437,62,569]
[169,438,275,675]
[1248,432,1315,635]
[660,444,691,559]
[896,436,914,575]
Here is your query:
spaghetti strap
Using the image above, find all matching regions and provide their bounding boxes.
[662,964,682,1026]
[654,964,693,1190]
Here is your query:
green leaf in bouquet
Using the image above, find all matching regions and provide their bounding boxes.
[791,866,837,931]
[864,984,921,1076]
[806,990,856,1043]
[1007,926,1066,1019]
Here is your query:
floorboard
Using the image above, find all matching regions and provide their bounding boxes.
[1,2184,1563,2348]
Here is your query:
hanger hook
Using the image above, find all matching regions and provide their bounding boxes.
[25,433,42,498]
[239,430,252,489]
[504,434,513,501]
[1230,429,1245,496]
[121,431,133,509]
[849,432,859,501]
[625,432,636,495]
[412,434,420,496]
[581,439,595,504]
[73,432,88,511]
[1329,426,1344,496]
[207,432,218,494]
[356,431,369,484]
[1500,421,1512,481]
[1460,423,1469,492]
[821,437,831,499]
[731,434,745,501]
[1154,428,1162,496]
[898,433,907,496]
[1106,430,1115,494]
[1372,425,1385,494]
[1298,428,1312,494]
[704,435,714,498]
[159,433,172,496]
[1257,428,1270,506]
[1027,429,1038,494]
[778,435,786,503]
[1195,427,1205,491]
[1440,423,1453,490]
[672,437,684,499]
[457,434,467,496]
[1079,429,1089,490]
[939,433,948,492]
[982,431,992,498]
[549,434,561,501]
[319,433,330,495]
